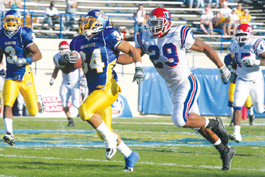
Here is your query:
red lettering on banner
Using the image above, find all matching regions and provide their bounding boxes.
[42,96,72,112]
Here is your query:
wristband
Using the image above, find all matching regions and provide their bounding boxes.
[219,65,225,71]
[135,62,142,68]
[26,57,33,64]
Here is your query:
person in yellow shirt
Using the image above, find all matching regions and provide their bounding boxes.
[239,9,252,24]
[22,10,39,29]
[235,3,244,17]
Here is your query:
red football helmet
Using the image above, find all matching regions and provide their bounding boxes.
[58,41,70,55]
[147,7,172,38]
[235,24,253,44]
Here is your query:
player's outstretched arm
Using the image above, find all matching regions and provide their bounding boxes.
[50,67,59,86]
[191,39,224,68]
[117,41,144,84]
[117,41,142,64]
[190,39,231,84]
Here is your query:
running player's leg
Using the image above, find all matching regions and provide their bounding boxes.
[2,79,20,146]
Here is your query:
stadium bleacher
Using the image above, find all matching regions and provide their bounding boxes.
[10,0,265,51]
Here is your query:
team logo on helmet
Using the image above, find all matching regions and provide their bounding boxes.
[79,10,109,37]
[3,10,22,32]
[147,8,172,38]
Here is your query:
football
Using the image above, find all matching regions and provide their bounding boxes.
[59,51,82,74]
[71,51,82,69]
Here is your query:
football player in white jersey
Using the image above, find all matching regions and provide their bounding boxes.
[50,41,85,127]
[228,24,265,143]
[118,7,235,171]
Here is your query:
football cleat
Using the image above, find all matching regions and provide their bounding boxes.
[67,118,75,127]
[105,132,118,160]
[3,132,15,146]
[249,115,255,126]
[123,151,140,172]
[212,117,229,145]
[37,95,45,113]
[221,146,235,171]
[229,133,242,143]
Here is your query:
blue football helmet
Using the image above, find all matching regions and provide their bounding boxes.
[3,10,22,32]
[79,10,109,37]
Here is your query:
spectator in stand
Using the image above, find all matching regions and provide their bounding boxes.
[207,0,220,9]
[200,6,214,35]
[42,1,62,31]
[22,10,39,29]
[235,3,244,17]
[227,8,239,35]
[65,0,78,32]
[6,0,21,10]
[219,1,231,35]
[239,9,252,24]
[202,3,213,15]
[185,0,205,9]
[133,3,147,33]
[212,11,222,31]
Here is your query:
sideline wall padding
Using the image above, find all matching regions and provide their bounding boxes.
[139,67,265,117]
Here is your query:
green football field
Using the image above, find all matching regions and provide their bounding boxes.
[0,116,265,177]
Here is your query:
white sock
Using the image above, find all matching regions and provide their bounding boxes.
[204,117,209,128]
[248,107,254,116]
[96,121,112,138]
[234,125,241,135]
[117,140,132,158]
[213,138,221,146]
[3,118,13,135]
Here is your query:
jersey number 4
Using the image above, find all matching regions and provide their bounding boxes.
[82,49,105,74]
[148,43,179,68]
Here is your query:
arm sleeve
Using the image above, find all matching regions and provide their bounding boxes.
[179,26,195,49]
[22,28,35,48]
[105,28,123,50]
[254,39,265,55]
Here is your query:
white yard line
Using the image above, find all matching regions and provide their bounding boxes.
[0,153,264,172]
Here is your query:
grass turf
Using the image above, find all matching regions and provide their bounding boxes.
[0,117,264,177]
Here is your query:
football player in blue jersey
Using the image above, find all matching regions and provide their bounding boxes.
[0,10,45,146]
[59,10,143,172]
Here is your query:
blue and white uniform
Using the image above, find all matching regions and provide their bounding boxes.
[136,26,200,127]
[229,38,265,113]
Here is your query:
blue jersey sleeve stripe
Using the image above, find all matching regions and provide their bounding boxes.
[114,41,122,49]
[181,26,189,48]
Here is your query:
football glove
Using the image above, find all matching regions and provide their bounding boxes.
[14,57,33,67]
[62,50,79,64]
[49,78,54,86]
[133,67,144,85]
[241,57,260,66]
[219,65,231,84]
